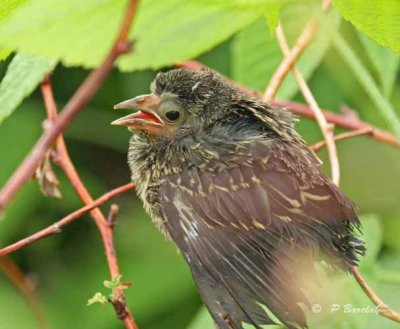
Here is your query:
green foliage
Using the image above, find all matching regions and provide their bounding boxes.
[187,0,312,8]
[327,27,400,137]
[0,0,260,71]
[0,0,26,19]
[358,32,400,98]
[333,0,400,52]
[186,0,286,33]
[0,0,124,68]
[120,0,260,71]
[87,292,108,306]
[0,50,10,61]
[231,4,340,99]
[104,274,129,300]
[0,1,399,329]
[0,54,56,124]
[0,0,26,61]
[264,4,282,33]
[87,275,129,306]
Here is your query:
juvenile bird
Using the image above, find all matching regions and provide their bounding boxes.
[112,69,365,329]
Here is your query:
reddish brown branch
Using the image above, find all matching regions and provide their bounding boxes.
[40,77,138,328]
[311,127,373,152]
[274,101,400,148]
[105,205,131,320]
[351,267,400,323]
[0,0,138,213]
[0,183,134,257]
[177,61,400,149]
[0,258,50,329]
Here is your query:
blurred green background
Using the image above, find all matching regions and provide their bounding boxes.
[0,0,400,328]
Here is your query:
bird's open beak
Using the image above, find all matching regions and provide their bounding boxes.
[111,94,164,133]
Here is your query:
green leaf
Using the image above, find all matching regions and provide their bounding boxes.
[0,0,260,71]
[119,0,260,71]
[87,292,108,306]
[231,4,340,99]
[186,0,300,34]
[358,32,400,98]
[0,0,27,61]
[0,53,56,124]
[0,0,26,21]
[103,274,129,300]
[187,0,314,8]
[264,4,282,33]
[0,49,10,61]
[333,0,400,52]
[0,0,124,68]
[326,27,400,137]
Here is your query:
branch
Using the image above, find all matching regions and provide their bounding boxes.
[263,0,332,101]
[274,101,400,148]
[351,267,400,323]
[0,183,134,257]
[0,0,139,213]
[41,75,138,328]
[276,24,340,185]
[311,127,373,152]
[104,205,132,320]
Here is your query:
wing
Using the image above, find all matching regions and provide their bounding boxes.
[158,140,364,329]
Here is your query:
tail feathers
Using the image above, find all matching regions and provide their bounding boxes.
[189,244,310,329]
[193,269,276,329]
[334,235,366,267]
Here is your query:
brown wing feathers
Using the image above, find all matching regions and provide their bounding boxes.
[159,141,364,328]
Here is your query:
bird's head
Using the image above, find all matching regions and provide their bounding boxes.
[111,68,243,139]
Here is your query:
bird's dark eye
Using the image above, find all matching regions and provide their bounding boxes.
[165,110,181,122]
[159,99,184,123]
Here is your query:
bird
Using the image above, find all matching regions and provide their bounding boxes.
[111,68,365,329]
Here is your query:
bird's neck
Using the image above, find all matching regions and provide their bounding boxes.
[128,123,254,180]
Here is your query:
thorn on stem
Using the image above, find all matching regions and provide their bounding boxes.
[107,204,120,228]
[116,40,134,56]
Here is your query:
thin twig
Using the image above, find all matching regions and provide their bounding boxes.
[0,258,50,329]
[276,24,340,185]
[311,127,373,152]
[0,0,138,213]
[40,77,138,329]
[351,267,400,323]
[0,183,134,257]
[263,0,332,101]
[177,61,400,149]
